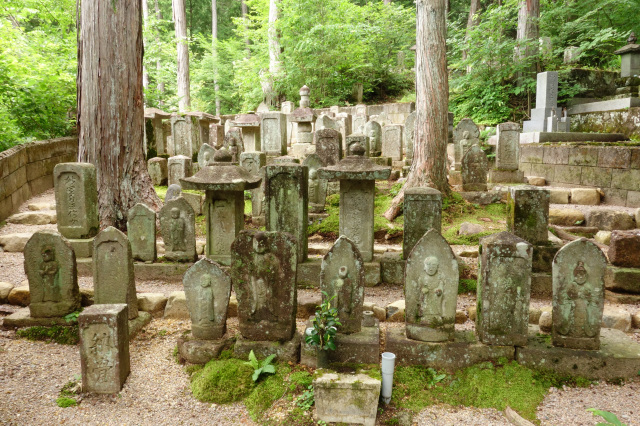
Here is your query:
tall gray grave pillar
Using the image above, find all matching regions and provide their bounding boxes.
[523,72,558,132]
[403,187,442,259]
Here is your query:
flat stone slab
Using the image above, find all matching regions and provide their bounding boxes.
[459,190,505,205]
[519,132,627,144]
[605,290,640,304]
[233,332,301,363]
[605,266,640,294]
[384,327,514,370]
[314,372,381,426]
[301,323,380,367]
[177,335,234,364]
[567,97,640,115]
[516,326,640,380]
[69,238,94,258]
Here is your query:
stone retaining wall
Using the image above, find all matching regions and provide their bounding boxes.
[570,106,640,140]
[520,143,640,208]
[0,137,78,222]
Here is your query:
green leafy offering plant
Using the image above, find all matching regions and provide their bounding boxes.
[587,409,627,426]
[305,292,342,351]
[245,350,277,382]
[296,385,315,411]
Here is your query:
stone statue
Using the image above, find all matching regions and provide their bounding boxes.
[169,207,186,252]
[308,168,319,204]
[202,152,211,167]
[459,130,476,159]
[196,274,215,324]
[414,256,445,319]
[39,247,60,302]
[248,233,279,317]
[557,261,600,338]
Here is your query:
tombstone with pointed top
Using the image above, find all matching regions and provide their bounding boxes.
[381,125,403,161]
[316,114,339,132]
[315,129,342,166]
[477,232,532,346]
[159,197,197,262]
[403,187,442,259]
[334,113,353,152]
[461,145,488,192]
[405,229,458,342]
[93,227,138,319]
[198,143,216,168]
[127,203,156,263]
[24,230,80,318]
[184,258,231,340]
[303,154,328,213]
[321,236,365,334]
[552,239,607,350]
[364,121,382,156]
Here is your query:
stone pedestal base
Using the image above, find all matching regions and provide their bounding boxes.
[291,143,315,158]
[370,157,391,167]
[128,312,152,338]
[3,307,74,329]
[207,254,231,266]
[233,332,301,363]
[384,327,514,369]
[296,258,380,288]
[392,159,410,169]
[177,335,233,364]
[314,372,381,426]
[301,323,380,367]
[69,238,94,258]
[605,266,640,294]
[532,243,561,273]
[488,169,525,184]
[517,326,640,380]
[309,203,325,214]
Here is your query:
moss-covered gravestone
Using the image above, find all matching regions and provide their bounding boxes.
[461,145,488,192]
[303,154,328,213]
[127,203,156,263]
[79,304,130,394]
[405,229,458,342]
[477,232,532,346]
[184,258,231,340]
[54,162,99,240]
[453,118,480,171]
[264,164,308,262]
[321,236,365,334]
[93,227,138,320]
[231,231,297,342]
[314,128,342,166]
[403,187,442,259]
[552,239,607,350]
[507,186,550,245]
[240,152,266,219]
[24,230,80,318]
[159,197,197,262]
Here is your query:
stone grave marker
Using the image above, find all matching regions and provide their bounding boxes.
[453,118,480,170]
[168,155,192,187]
[316,114,339,132]
[93,227,138,319]
[320,236,365,334]
[231,231,297,341]
[495,122,520,170]
[334,113,352,152]
[165,184,182,203]
[24,230,80,318]
[223,127,244,163]
[198,143,216,168]
[346,134,370,157]
[159,197,197,262]
[79,304,130,394]
[405,229,458,342]
[507,186,550,245]
[477,232,532,346]
[314,128,342,166]
[184,258,231,340]
[54,163,99,240]
[381,124,403,160]
[523,72,559,132]
[552,239,607,350]
[303,154,328,213]
[404,111,416,160]
[364,121,382,157]
[147,157,168,186]
[461,145,488,191]
[403,187,442,259]
[209,123,225,148]
[240,152,266,218]
[261,112,287,155]
[127,203,156,263]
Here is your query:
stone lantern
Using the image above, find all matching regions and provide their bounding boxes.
[614,32,640,78]
[181,149,261,265]
[317,143,390,261]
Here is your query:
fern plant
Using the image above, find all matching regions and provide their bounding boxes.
[245,350,276,382]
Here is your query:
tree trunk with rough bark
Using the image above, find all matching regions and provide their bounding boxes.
[77,0,161,230]
[384,0,450,221]
[173,0,190,110]
[142,0,150,92]
[264,0,282,108]
[155,0,165,95]
[516,0,540,83]
[462,0,481,69]
[242,0,250,57]
[212,0,220,115]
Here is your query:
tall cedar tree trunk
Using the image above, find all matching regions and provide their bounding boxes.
[462,0,481,67]
[212,0,221,115]
[265,0,282,108]
[77,0,161,230]
[384,0,450,221]
[173,0,191,110]
[242,0,250,57]
[142,0,150,92]
[155,0,165,96]
[516,0,540,84]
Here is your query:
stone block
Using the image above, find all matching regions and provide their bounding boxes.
[80,288,94,306]
[379,252,405,285]
[177,336,233,364]
[8,286,30,306]
[527,176,546,186]
[488,169,525,184]
[538,310,552,332]
[554,165,582,184]
[611,169,640,191]
[181,192,203,216]
[516,327,640,381]
[386,300,405,322]
[568,146,599,166]
[605,290,640,304]
[585,210,635,231]
[301,325,380,366]
[602,306,631,332]
[570,188,600,205]
[598,147,631,169]
[532,243,560,273]
[0,282,13,303]
[164,291,189,319]
[0,233,33,252]
[233,332,301,363]
[68,238,94,259]
[602,188,628,206]
[626,191,640,208]
[137,293,168,315]
[54,163,99,240]
[2,307,74,328]
[608,230,640,267]
[543,146,569,165]
[580,166,612,188]
[594,230,612,245]
[605,266,640,294]
[314,372,381,426]
[7,211,56,225]
[296,259,380,288]
[297,293,321,319]
[633,312,640,329]
[507,187,550,244]
[530,163,555,182]
[549,208,585,226]
[519,145,544,164]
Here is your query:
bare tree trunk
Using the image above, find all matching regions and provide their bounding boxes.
[384,0,450,221]
[173,0,191,110]
[265,0,282,108]
[142,0,150,93]
[155,0,165,96]
[77,0,161,230]
[516,0,540,83]
[212,0,220,115]
[242,0,250,57]
[462,0,481,70]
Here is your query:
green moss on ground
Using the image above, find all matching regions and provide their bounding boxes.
[458,278,477,294]
[441,199,506,245]
[16,325,79,345]
[392,360,592,422]
[190,358,256,404]
[56,397,77,408]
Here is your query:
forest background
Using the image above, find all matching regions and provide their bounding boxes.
[0,0,636,151]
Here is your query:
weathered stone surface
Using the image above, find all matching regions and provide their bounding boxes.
[24,230,80,318]
[234,331,301,363]
[163,291,189,319]
[301,322,380,366]
[314,129,342,166]
[552,239,607,350]
[605,265,640,294]
[54,163,99,239]
[321,236,364,334]
[314,372,381,426]
[7,211,56,225]
[93,227,138,320]
[364,120,382,156]
[159,197,197,262]
[385,328,514,369]
[403,112,416,160]
[240,152,266,218]
[164,184,182,203]
[539,309,553,332]
[264,165,308,262]
[168,155,192,187]
[222,127,244,162]
[405,229,458,342]
[495,122,520,171]
[458,222,483,236]
[517,326,640,381]
[184,258,231,340]
[177,336,233,364]
[379,251,404,285]
[231,231,297,341]
[477,232,532,346]
[461,146,488,191]
[79,304,130,394]
[381,124,403,160]
[0,233,33,252]
[570,188,600,205]
[594,230,612,245]
[8,286,30,306]
[549,188,570,204]
[602,306,632,332]
[528,176,546,186]
[127,203,156,263]
[608,230,640,267]
[136,293,168,315]
[386,299,405,322]
[549,208,585,226]
[403,187,442,259]
[303,154,328,213]
[197,143,216,168]
[80,288,94,306]
[632,311,640,329]
[453,118,480,171]
[28,202,56,211]
[0,282,13,303]
[507,186,550,245]
[585,210,635,231]
[261,112,287,155]
[346,134,370,157]
[147,157,168,186]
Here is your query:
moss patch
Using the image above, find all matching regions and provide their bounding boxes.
[458,278,477,294]
[190,358,256,403]
[56,397,77,408]
[441,200,506,245]
[16,325,79,345]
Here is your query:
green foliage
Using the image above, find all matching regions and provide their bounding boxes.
[245,350,277,382]
[190,358,256,403]
[587,408,627,426]
[296,385,315,411]
[244,363,292,421]
[56,397,77,408]
[458,278,477,294]
[305,292,341,351]
[16,325,79,345]
[56,378,80,407]
[63,310,82,324]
